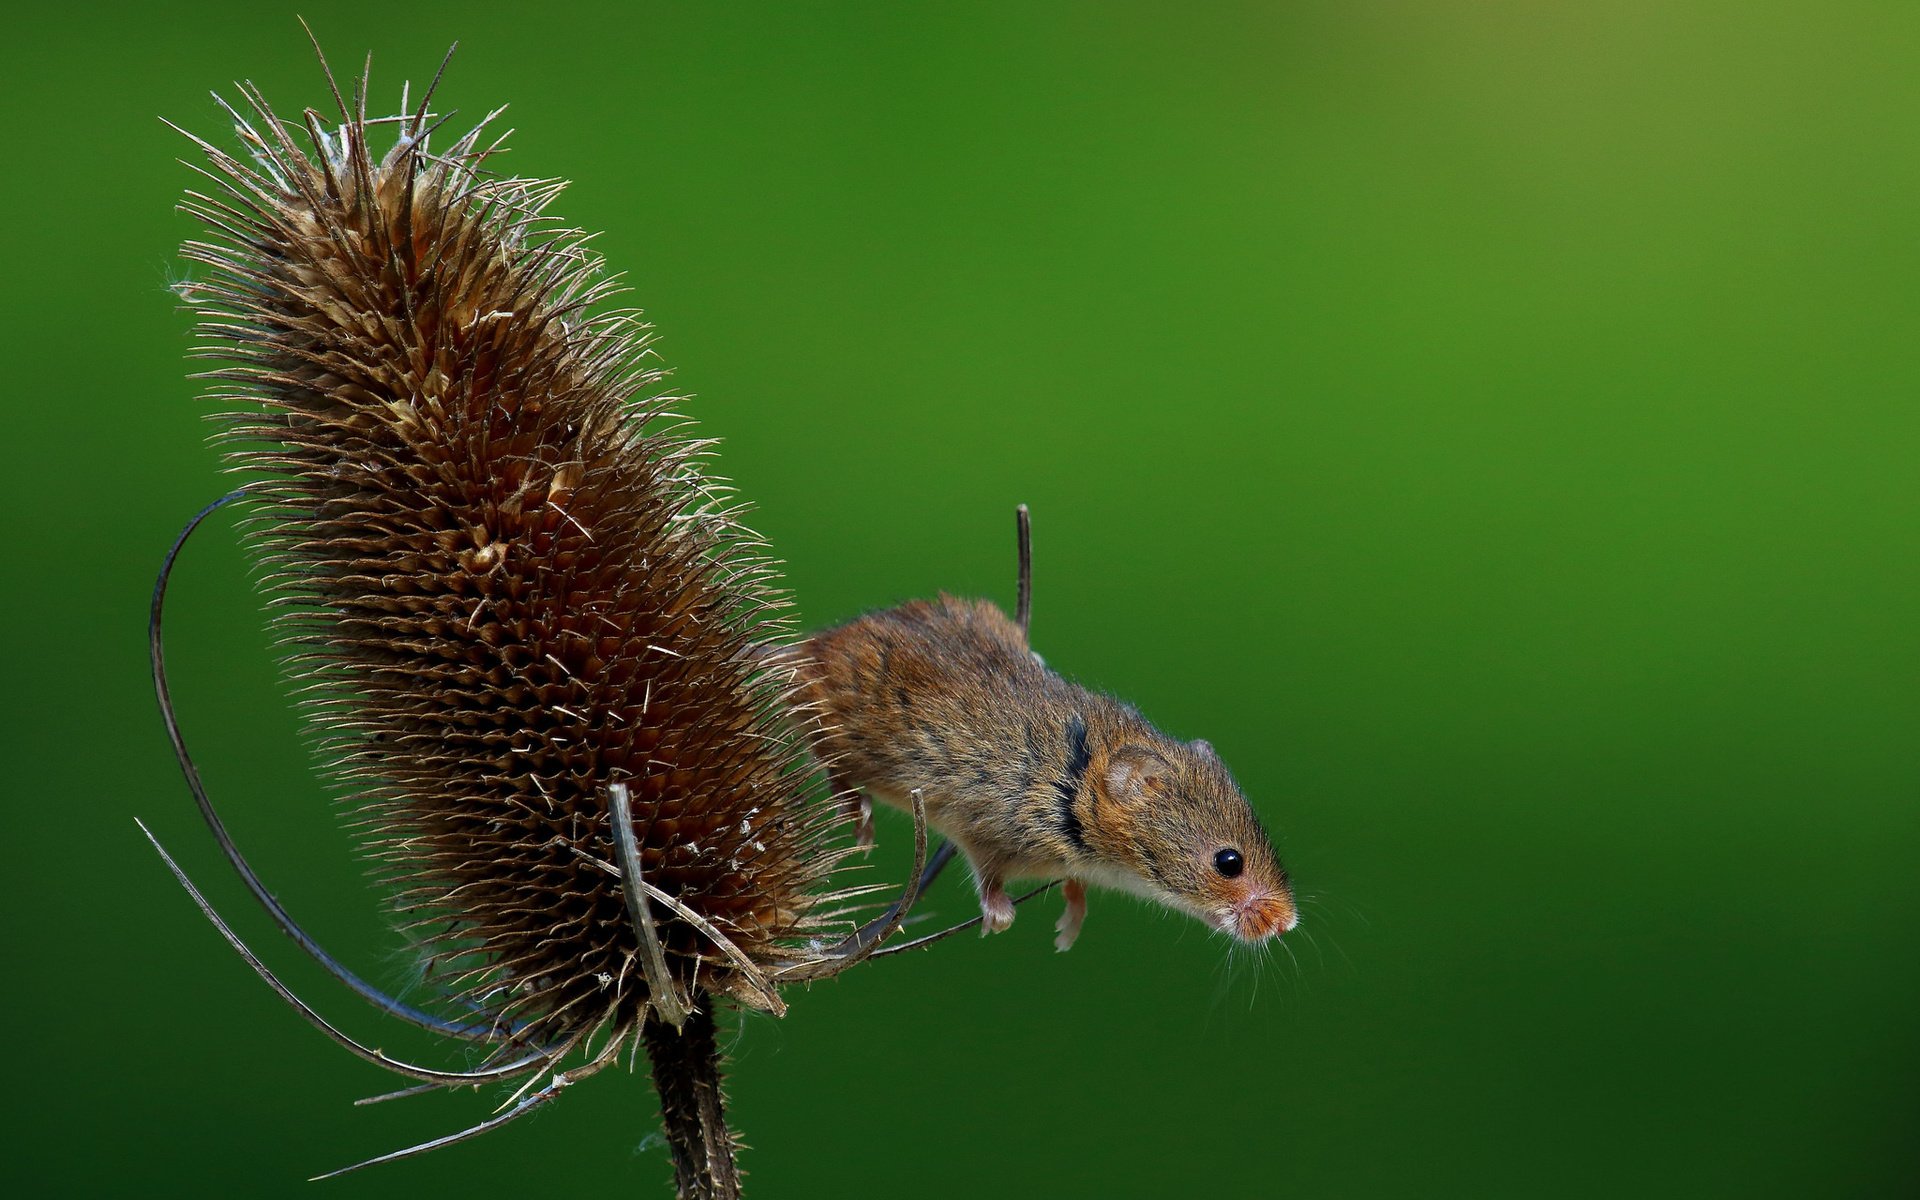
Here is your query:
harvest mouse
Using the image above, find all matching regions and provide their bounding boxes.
[790,509,1296,951]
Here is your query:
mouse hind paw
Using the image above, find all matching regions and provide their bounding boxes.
[1053,878,1087,952]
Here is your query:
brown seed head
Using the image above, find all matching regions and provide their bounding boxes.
[174,65,847,1044]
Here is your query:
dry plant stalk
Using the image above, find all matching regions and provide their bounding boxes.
[150,40,952,1194]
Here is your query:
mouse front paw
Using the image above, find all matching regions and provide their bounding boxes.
[979,883,1017,936]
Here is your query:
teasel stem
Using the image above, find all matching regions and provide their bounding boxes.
[644,997,742,1200]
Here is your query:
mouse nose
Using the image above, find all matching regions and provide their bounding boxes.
[1234,894,1298,941]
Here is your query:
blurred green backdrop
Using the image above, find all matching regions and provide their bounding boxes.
[6,2,1915,1196]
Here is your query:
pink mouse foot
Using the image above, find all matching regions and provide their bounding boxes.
[1054,878,1087,952]
[978,880,1017,936]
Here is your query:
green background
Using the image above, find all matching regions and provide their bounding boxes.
[7,2,1915,1196]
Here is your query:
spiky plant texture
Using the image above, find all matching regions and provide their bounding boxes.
[168,51,870,1192]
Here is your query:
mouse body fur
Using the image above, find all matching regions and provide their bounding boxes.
[793,594,1296,950]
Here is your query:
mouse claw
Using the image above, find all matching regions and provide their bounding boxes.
[854,800,875,851]
[834,783,875,851]
[1054,878,1086,952]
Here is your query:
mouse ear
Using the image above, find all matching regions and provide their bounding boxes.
[1101,744,1170,808]
[1191,739,1216,760]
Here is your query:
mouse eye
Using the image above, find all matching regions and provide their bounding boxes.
[1213,848,1244,878]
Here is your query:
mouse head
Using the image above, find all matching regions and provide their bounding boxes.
[1088,733,1297,941]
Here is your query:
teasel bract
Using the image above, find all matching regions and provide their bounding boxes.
[146,40,949,1195]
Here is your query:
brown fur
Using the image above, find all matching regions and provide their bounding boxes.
[794,595,1296,944]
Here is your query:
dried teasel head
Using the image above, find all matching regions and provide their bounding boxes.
[148,45,949,1179]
